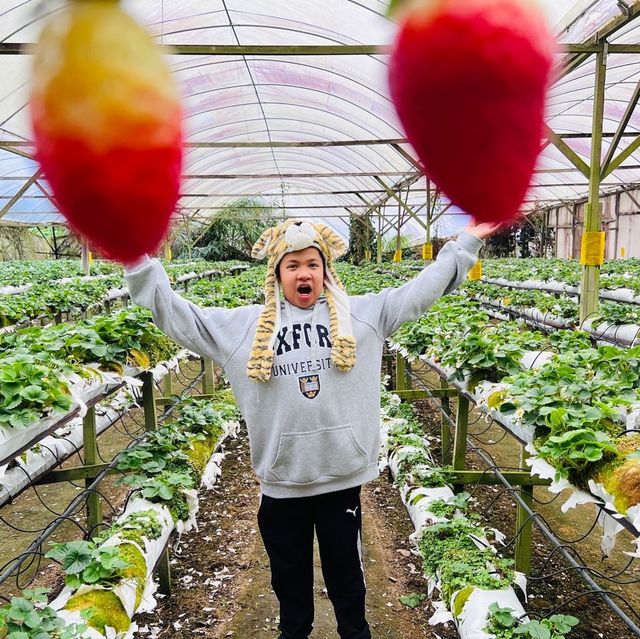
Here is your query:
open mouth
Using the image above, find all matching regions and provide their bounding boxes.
[297,284,312,296]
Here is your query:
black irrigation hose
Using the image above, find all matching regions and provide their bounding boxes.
[0,362,206,589]
[468,447,609,546]
[399,356,640,634]
[473,446,640,637]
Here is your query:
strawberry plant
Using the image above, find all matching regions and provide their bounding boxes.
[0,353,73,429]
[0,588,87,639]
[484,603,578,639]
[45,540,131,590]
[116,397,230,522]
[94,509,164,548]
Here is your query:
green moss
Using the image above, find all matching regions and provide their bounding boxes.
[593,436,640,513]
[187,436,215,476]
[599,458,640,514]
[169,492,191,523]
[118,543,148,609]
[65,589,130,634]
[451,586,474,618]
[119,528,147,548]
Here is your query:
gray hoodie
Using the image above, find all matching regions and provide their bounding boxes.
[125,231,483,498]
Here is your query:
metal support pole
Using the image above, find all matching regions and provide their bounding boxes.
[425,177,433,265]
[452,395,469,493]
[515,445,533,575]
[202,358,216,395]
[82,406,102,537]
[580,49,606,323]
[81,237,91,276]
[440,379,452,466]
[395,198,402,261]
[376,210,383,264]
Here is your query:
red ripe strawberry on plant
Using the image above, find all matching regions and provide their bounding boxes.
[388,0,556,225]
[30,0,183,264]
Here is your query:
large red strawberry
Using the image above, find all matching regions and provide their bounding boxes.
[30,1,183,264]
[388,0,555,224]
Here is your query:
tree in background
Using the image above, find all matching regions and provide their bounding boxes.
[484,223,518,257]
[517,212,555,258]
[382,234,412,255]
[482,210,555,258]
[347,213,375,264]
[173,198,282,261]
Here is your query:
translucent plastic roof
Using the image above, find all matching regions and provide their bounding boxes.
[1,0,640,240]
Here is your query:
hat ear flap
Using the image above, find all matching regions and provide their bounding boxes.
[252,227,276,260]
[247,255,279,382]
[314,224,347,259]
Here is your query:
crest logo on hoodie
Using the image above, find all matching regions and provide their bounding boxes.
[298,374,320,399]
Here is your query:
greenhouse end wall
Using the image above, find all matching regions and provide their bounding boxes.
[547,187,640,260]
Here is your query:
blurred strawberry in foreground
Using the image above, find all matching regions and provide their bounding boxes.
[388,0,555,224]
[30,1,183,264]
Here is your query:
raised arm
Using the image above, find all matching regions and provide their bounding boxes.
[125,256,256,366]
[352,227,489,339]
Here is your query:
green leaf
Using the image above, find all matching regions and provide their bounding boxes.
[399,592,426,608]
[8,597,33,621]
[516,620,552,639]
[20,385,49,403]
[46,540,93,575]
[8,409,38,429]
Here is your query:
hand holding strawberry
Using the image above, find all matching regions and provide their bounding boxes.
[388,0,556,225]
[30,0,183,264]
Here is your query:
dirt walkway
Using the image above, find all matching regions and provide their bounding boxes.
[135,430,444,639]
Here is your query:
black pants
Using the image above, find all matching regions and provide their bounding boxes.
[258,486,371,639]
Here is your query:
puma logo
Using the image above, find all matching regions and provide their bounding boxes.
[346,506,359,518]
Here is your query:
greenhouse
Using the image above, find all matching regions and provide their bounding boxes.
[1,1,640,638]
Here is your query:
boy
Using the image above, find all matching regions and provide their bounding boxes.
[125,218,494,639]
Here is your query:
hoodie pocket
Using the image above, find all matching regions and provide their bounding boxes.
[268,425,368,484]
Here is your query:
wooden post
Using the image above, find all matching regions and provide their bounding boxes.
[157,552,172,595]
[82,406,102,537]
[395,352,407,392]
[452,395,469,493]
[515,445,534,575]
[81,238,91,276]
[141,371,157,433]
[140,370,171,592]
[440,379,453,466]
[579,49,606,323]
[202,358,216,395]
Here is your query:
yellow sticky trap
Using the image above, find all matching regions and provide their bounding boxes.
[580,231,605,266]
[88,251,93,266]
[393,249,402,262]
[422,243,433,260]
[468,260,482,280]
[621,246,626,258]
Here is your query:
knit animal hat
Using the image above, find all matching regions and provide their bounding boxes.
[247,219,356,382]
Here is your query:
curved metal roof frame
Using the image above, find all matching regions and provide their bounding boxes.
[1,1,640,242]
